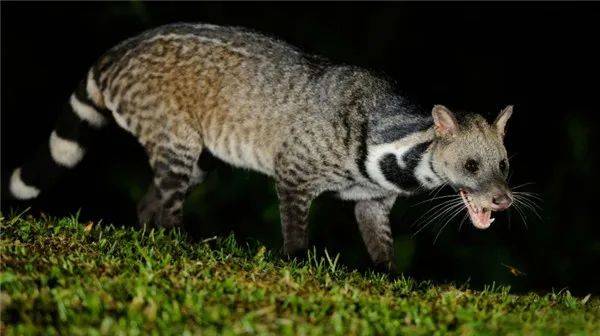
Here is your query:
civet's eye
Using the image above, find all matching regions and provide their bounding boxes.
[499,159,508,173]
[464,159,479,174]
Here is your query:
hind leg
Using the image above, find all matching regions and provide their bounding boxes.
[137,184,168,228]
[137,130,204,229]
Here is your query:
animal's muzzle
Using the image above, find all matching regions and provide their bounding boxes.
[491,192,512,211]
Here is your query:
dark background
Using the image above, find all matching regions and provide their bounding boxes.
[2,2,598,295]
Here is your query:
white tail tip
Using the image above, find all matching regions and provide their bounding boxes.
[9,168,40,199]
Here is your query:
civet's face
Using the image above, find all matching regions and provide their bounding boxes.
[431,105,514,229]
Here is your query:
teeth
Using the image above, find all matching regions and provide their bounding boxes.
[489,218,495,224]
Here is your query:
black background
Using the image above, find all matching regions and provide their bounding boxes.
[2,2,599,295]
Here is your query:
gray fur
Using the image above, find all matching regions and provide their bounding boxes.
[17,23,514,270]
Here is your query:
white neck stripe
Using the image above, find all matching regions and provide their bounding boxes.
[365,129,442,193]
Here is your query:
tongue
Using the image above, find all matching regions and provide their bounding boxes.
[469,207,493,229]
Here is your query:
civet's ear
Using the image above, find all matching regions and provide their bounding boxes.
[432,105,459,137]
[494,105,513,138]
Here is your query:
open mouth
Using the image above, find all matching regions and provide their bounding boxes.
[459,189,495,229]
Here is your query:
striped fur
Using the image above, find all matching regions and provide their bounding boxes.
[9,74,109,199]
[10,23,513,272]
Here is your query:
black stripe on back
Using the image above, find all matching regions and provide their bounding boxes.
[375,118,432,144]
[356,110,370,180]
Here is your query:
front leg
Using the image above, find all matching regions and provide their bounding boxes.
[355,195,398,272]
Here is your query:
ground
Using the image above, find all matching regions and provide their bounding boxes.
[0,214,598,335]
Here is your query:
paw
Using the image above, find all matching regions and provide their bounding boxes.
[156,212,182,229]
[283,238,308,261]
[283,247,309,262]
[137,203,159,228]
[137,187,162,228]
[137,209,182,229]
[373,260,400,278]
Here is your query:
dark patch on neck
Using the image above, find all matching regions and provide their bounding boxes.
[379,141,432,191]
[356,117,370,180]
[369,94,433,144]
[373,117,433,144]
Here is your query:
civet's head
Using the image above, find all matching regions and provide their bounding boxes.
[431,105,514,229]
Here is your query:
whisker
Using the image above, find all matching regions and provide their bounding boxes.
[413,202,465,236]
[511,182,536,190]
[429,183,448,198]
[413,205,465,236]
[458,212,469,232]
[413,203,464,237]
[513,197,543,222]
[513,192,543,202]
[513,193,544,210]
[513,190,542,196]
[414,199,464,225]
[411,198,464,227]
[514,195,543,211]
[512,202,529,229]
[426,184,442,195]
[433,206,466,244]
[411,194,460,207]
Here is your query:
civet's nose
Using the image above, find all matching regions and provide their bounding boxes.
[491,192,512,211]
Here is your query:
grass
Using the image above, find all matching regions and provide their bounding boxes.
[0,214,598,335]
